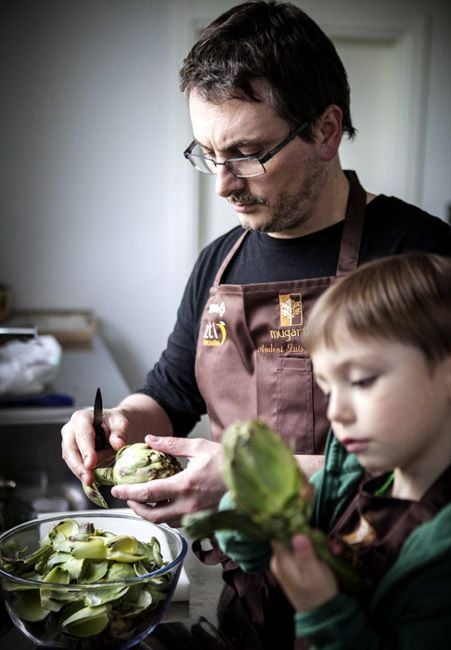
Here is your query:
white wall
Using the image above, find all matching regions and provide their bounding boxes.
[1,0,450,394]
[0,0,187,394]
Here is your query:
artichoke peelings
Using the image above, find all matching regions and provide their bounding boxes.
[0,519,172,639]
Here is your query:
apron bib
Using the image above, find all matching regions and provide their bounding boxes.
[195,171,366,453]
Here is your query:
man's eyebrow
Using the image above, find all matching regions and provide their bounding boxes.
[195,136,268,153]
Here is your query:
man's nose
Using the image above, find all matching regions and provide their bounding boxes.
[215,164,246,198]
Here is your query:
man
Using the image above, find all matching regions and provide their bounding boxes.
[62,2,451,648]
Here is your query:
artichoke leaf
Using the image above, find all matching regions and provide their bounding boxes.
[71,538,108,561]
[79,559,109,583]
[46,519,80,545]
[11,588,50,622]
[106,536,146,563]
[183,509,266,542]
[84,584,129,606]
[106,562,136,582]
[61,604,110,638]
[82,481,109,509]
[60,557,85,580]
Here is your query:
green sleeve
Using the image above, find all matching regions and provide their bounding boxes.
[215,491,271,573]
[294,594,379,649]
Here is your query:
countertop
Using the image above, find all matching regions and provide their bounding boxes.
[0,335,130,426]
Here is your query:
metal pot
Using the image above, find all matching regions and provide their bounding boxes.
[0,478,16,532]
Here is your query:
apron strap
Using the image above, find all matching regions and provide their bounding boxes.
[212,170,366,285]
[336,170,367,277]
[213,230,249,287]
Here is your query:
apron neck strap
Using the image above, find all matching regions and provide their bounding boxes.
[336,170,367,277]
[212,170,367,285]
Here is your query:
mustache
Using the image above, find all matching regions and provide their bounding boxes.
[227,192,265,206]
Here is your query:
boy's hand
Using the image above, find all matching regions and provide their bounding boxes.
[270,534,339,612]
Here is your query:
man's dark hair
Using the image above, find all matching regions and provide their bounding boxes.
[179,1,356,141]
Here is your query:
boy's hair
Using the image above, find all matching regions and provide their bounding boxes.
[179,1,355,142]
[306,253,451,364]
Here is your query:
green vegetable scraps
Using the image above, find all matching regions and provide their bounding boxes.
[182,419,369,594]
[0,519,172,639]
[83,443,182,508]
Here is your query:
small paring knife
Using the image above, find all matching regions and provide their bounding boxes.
[93,387,108,451]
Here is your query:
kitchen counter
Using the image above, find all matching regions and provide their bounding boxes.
[0,335,130,426]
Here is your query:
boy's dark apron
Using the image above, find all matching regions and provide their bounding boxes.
[193,171,366,650]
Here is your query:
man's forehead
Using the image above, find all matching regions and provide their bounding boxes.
[188,89,284,146]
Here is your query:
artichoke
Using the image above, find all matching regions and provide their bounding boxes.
[83,443,182,508]
[182,419,368,594]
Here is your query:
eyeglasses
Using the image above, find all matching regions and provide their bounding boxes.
[183,121,309,178]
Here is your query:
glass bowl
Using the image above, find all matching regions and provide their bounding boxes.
[0,513,187,648]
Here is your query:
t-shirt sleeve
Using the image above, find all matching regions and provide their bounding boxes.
[361,197,451,261]
[136,264,207,436]
[136,227,243,436]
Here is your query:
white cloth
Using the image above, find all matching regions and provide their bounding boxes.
[0,335,61,395]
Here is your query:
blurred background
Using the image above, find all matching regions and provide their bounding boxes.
[1,0,450,394]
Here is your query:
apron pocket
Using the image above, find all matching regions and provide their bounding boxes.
[275,356,322,454]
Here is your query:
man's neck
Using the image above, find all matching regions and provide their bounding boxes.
[269,166,353,240]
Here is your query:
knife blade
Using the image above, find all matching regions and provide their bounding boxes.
[93,387,107,451]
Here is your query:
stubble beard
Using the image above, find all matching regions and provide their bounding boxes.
[229,156,325,235]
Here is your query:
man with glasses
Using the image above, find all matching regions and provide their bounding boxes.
[62,2,451,648]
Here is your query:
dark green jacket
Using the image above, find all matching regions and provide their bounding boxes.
[218,433,451,649]
[297,433,451,649]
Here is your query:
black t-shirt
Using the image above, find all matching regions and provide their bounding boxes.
[139,195,451,435]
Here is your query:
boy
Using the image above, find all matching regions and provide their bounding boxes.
[218,252,451,648]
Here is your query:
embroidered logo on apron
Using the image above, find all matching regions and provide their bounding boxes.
[202,320,227,346]
[278,293,303,327]
[263,292,305,351]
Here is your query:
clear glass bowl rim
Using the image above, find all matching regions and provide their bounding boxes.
[0,513,188,589]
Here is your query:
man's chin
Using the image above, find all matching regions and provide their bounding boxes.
[238,215,272,233]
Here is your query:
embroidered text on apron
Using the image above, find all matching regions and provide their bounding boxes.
[195,171,366,453]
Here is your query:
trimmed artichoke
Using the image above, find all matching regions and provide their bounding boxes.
[182,419,368,594]
[83,443,182,508]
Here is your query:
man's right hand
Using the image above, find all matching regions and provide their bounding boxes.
[61,393,174,486]
[61,406,130,486]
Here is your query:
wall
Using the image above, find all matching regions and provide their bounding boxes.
[0,0,450,397]
[0,0,188,395]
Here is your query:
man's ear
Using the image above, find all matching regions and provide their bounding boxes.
[313,105,343,162]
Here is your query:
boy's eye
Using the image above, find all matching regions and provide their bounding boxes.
[351,376,376,388]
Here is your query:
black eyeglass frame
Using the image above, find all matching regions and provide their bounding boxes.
[183,121,309,178]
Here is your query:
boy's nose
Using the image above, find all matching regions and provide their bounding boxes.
[215,164,246,198]
[327,390,354,424]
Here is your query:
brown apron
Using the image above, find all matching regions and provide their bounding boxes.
[193,171,367,650]
[195,171,366,453]
[330,464,451,586]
